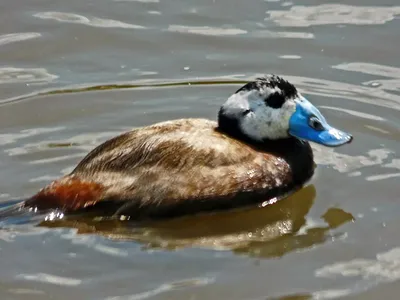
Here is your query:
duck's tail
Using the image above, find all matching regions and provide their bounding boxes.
[0,175,108,222]
[24,175,106,212]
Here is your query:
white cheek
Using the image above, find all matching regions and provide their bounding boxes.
[240,100,296,140]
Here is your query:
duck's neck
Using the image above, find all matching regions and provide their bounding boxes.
[218,108,314,185]
[218,105,314,185]
[217,106,248,141]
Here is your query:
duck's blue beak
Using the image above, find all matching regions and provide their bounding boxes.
[288,97,353,147]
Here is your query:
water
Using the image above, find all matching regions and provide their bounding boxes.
[0,0,400,299]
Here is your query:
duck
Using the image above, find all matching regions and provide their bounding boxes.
[19,75,352,220]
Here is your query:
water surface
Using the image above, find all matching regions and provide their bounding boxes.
[1,0,400,299]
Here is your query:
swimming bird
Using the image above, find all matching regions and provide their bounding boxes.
[21,75,352,220]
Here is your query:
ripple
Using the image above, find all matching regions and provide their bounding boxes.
[333,62,400,94]
[3,131,117,156]
[312,289,351,299]
[114,0,159,2]
[0,32,41,46]
[279,55,301,59]
[319,106,385,121]
[60,229,130,257]
[366,173,400,181]
[29,175,59,183]
[315,247,400,297]
[34,12,145,29]
[167,25,247,36]
[106,277,214,300]
[16,273,82,286]
[364,125,390,135]
[117,68,158,77]
[8,288,45,295]
[3,72,400,111]
[332,62,400,79]
[0,67,57,84]
[281,1,293,7]
[313,146,394,173]
[0,230,16,242]
[267,4,400,27]
[28,153,84,165]
[252,30,314,39]
[93,244,128,257]
[0,127,64,146]
[285,74,400,111]
[314,147,400,181]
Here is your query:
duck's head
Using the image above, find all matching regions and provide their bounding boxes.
[218,75,352,147]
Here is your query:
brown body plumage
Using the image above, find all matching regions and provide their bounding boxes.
[24,118,314,219]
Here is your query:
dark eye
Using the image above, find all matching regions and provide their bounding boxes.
[265,92,285,109]
[309,116,324,131]
[242,109,251,116]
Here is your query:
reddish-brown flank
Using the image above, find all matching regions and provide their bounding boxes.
[25,177,105,212]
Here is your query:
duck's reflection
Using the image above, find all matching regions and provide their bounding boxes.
[39,184,354,259]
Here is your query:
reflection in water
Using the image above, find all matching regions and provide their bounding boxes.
[38,185,354,259]
[0,32,41,46]
[167,25,247,36]
[34,12,145,29]
[267,5,400,27]
[0,67,58,84]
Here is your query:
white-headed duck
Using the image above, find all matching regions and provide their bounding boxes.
[21,75,352,220]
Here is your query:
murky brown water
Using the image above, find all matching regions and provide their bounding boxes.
[1,0,400,299]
